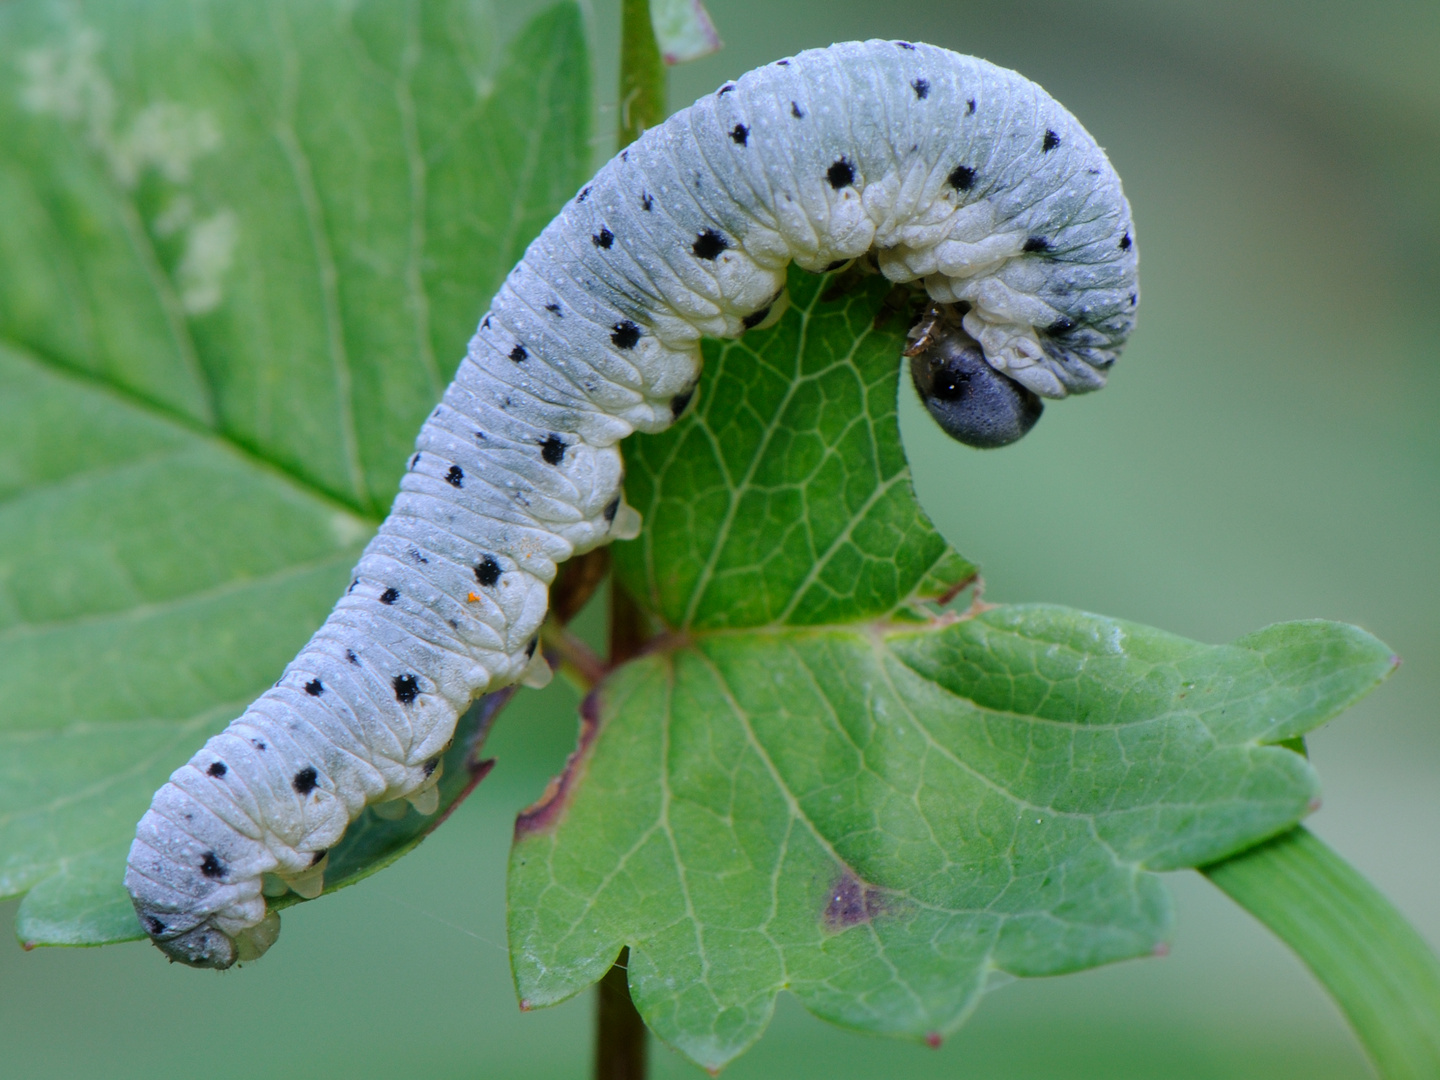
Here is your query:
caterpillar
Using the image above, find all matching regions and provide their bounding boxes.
[126,39,1138,968]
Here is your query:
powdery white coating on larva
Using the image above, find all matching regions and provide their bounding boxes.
[126,40,1138,967]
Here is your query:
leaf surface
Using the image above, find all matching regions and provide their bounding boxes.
[508,270,1396,1070]
[0,0,592,945]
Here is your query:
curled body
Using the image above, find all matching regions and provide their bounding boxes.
[126,39,1139,968]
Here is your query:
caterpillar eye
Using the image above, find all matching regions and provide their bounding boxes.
[909,324,1043,449]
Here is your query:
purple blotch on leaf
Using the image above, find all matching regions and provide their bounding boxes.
[823,868,891,930]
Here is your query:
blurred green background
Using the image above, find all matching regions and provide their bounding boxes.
[1,0,1436,1076]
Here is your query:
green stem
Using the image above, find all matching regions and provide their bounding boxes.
[1204,826,1440,1079]
[593,6,666,1078]
[617,0,665,147]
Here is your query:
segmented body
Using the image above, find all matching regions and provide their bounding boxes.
[126,39,1138,968]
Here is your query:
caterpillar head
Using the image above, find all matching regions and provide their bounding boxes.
[135,906,281,969]
[908,310,1043,449]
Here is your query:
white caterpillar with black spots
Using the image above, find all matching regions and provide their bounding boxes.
[126,39,1139,968]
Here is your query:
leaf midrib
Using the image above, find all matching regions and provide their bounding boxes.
[0,338,379,527]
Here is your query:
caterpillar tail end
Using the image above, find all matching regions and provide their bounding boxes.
[138,907,282,969]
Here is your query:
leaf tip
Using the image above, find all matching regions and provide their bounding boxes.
[925,1031,943,1049]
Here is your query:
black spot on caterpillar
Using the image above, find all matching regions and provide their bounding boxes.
[292,767,318,796]
[611,321,641,349]
[691,229,728,260]
[128,40,1138,969]
[948,165,976,191]
[303,679,324,697]
[474,556,502,587]
[392,675,419,706]
[540,435,566,465]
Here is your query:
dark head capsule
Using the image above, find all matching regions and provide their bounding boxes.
[909,317,1043,449]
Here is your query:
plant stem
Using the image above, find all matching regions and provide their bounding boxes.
[1204,826,1440,1079]
[595,947,649,1080]
[593,586,652,1080]
[595,7,665,1077]
[617,0,665,146]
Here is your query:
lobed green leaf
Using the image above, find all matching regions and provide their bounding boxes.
[510,270,1396,1070]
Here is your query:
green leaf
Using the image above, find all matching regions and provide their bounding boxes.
[508,269,1397,1070]
[0,0,592,945]
[615,270,975,630]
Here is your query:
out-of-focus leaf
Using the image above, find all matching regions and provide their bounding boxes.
[650,0,722,65]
